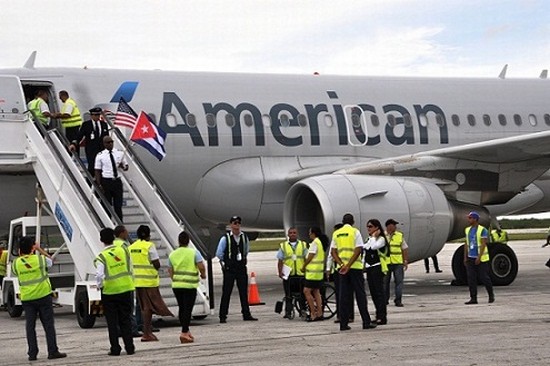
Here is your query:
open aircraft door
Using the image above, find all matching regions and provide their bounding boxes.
[0,75,30,160]
[0,75,26,114]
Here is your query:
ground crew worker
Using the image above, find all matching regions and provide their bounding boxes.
[54,90,83,144]
[168,231,206,343]
[384,218,409,307]
[490,227,509,244]
[331,213,376,331]
[302,226,327,321]
[464,211,495,304]
[12,236,66,361]
[276,227,307,318]
[0,243,7,286]
[128,225,173,342]
[27,89,52,127]
[94,228,135,356]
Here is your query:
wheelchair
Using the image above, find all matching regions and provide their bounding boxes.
[275,277,337,320]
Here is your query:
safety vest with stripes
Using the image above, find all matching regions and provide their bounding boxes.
[280,240,307,276]
[465,225,490,262]
[128,240,159,287]
[305,237,325,281]
[387,231,405,265]
[12,254,52,301]
[0,250,7,276]
[95,245,135,295]
[60,98,83,127]
[28,98,49,125]
[332,225,363,270]
[169,247,200,289]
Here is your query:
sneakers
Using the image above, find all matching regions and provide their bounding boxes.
[48,352,67,360]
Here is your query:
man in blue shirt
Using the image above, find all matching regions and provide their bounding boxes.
[463,211,494,304]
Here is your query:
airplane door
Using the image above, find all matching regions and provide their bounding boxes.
[343,105,368,146]
[0,75,26,115]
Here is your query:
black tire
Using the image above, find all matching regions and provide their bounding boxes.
[6,283,23,318]
[321,282,337,320]
[192,315,207,320]
[76,287,96,329]
[451,245,468,286]
[488,243,518,286]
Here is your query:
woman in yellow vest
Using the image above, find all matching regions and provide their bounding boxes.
[301,226,327,322]
[128,225,173,342]
[168,231,206,343]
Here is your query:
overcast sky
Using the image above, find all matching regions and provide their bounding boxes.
[2,0,549,77]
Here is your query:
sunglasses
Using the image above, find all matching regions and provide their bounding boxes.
[366,224,375,228]
[231,221,241,225]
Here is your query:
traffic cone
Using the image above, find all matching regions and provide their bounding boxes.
[248,272,265,306]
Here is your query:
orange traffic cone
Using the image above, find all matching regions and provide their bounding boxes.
[248,272,265,306]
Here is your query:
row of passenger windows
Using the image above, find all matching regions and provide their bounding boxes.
[147,112,550,129]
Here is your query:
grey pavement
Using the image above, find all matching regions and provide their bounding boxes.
[2,241,550,365]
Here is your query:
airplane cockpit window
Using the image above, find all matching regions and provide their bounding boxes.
[243,114,253,127]
[297,114,307,127]
[467,114,476,126]
[403,114,412,127]
[387,114,397,127]
[225,114,236,127]
[528,114,537,126]
[280,114,290,127]
[206,113,217,127]
[186,113,197,128]
[498,114,507,126]
[544,114,550,126]
[262,114,272,127]
[324,114,334,127]
[483,114,491,126]
[451,114,460,126]
[165,113,178,127]
[513,114,522,126]
[371,114,380,127]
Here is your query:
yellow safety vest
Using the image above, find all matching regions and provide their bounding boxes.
[305,237,325,281]
[169,247,200,289]
[465,225,490,262]
[332,225,363,270]
[113,238,128,248]
[387,231,405,265]
[95,245,135,295]
[60,98,83,127]
[0,250,8,276]
[280,240,307,276]
[490,229,508,244]
[28,98,49,125]
[12,254,52,301]
[129,240,159,287]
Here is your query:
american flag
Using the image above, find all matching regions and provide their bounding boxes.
[114,98,138,129]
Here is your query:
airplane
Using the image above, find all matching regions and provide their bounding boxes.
[1,52,550,287]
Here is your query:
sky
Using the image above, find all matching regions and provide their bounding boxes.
[2,0,549,78]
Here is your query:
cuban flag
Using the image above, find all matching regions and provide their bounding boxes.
[129,111,167,161]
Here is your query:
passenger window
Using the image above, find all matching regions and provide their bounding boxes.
[483,114,491,126]
[206,113,216,127]
[545,114,550,126]
[351,113,361,127]
[451,114,460,126]
[297,114,307,127]
[165,113,178,128]
[186,113,197,128]
[324,114,334,127]
[370,114,379,127]
[388,114,397,127]
[262,114,272,127]
[225,113,236,127]
[403,114,412,127]
[243,114,253,127]
[280,114,290,127]
[528,114,537,126]
[436,114,445,127]
[513,114,522,126]
[498,114,507,126]
[467,114,476,126]
[418,114,428,127]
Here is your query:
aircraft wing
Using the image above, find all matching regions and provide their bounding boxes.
[332,130,550,204]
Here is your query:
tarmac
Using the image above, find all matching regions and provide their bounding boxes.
[1,240,550,365]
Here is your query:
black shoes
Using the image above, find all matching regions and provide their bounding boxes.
[465,299,478,305]
[132,331,143,338]
[126,348,135,355]
[489,296,495,303]
[48,352,67,360]
[28,356,37,361]
[363,323,378,330]
[219,317,227,323]
[243,315,258,321]
[340,325,351,331]
[435,269,443,273]
[376,319,387,325]
[108,351,120,356]
[395,302,404,307]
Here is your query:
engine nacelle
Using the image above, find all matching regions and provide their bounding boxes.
[284,175,462,261]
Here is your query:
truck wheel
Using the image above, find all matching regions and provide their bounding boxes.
[6,283,23,318]
[76,287,96,328]
[451,245,468,286]
[488,243,518,286]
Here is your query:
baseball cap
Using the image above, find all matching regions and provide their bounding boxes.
[385,219,399,226]
[468,211,480,220]
[229,215,242,223]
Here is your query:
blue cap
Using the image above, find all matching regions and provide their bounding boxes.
[468,211,480,220]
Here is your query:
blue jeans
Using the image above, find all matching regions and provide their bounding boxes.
[384,264,404,304]
[22,294,59,358]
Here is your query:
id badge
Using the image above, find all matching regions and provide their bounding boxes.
[237,253,242,261]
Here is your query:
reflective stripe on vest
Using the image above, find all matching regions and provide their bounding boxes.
[332,225,362,270]
[465,225,490,262]
[491,230,508,243]
[387,231,404,264]
[28,98,48,125]
[128,240,159,287]
[0,250,7,276]
[169,247,200,289]
[305,237,325,280]
[96,245,135,295]
[281,240,307,276]
[13,254,51,301]
[61,98,83,127]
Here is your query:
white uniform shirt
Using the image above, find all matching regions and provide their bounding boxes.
[94,148,128,178]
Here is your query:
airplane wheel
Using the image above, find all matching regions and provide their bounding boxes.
[76,287,96,329]
[451,245,468,286]
[488,243,518,286]
[6,283,23,318]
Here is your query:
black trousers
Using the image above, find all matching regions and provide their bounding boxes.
[366,266,387,321]
[424,256,440,271]
[173,288,197,332]
[339,268,372,328]
[65,126,80,157]
[283,275,305,313]
[219,266,251,319]
[101,291,134,354]
[333,271,354,320]
[22,294,59,358]
[101,178,124,221]
[465,258,494,300]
